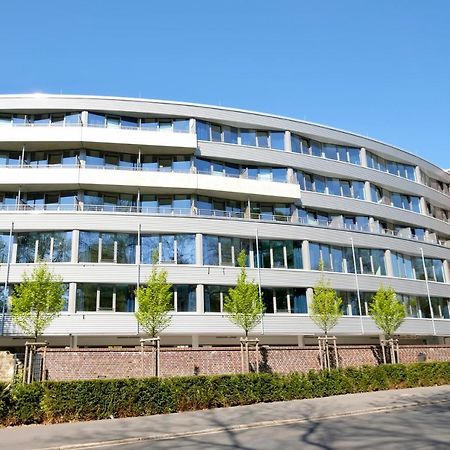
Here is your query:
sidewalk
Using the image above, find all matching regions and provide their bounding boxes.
[1,385,449,450]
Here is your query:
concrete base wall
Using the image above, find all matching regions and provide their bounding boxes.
[39,345,450,381]
[0,351,16,383]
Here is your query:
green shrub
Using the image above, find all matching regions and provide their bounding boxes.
[9,382,44,425]
[0,383,12,422]
[1,362,449,426]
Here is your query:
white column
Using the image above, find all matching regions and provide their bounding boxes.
[69,334,78,349]
[360,147,368,167]
[189,118,196,134]
[306,287,314,310]
[419,197,427,215]
[297,335,305,347]
[196,234,203,265]
[284,130,292,152]
[364,181,372,202]
[385,249,393,277]
[80,110,89,126]
[196,284,204,314]
[191,334,200,348]
[68,282,77,313]
[302,240,311,270]
[415,166,422,184]
[443,260,450,284]
[71,230,79,263]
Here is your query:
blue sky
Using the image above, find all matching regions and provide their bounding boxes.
[1,1,449,168]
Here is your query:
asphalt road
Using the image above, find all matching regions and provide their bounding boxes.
[116,402,450,450]
[1,385,449,450]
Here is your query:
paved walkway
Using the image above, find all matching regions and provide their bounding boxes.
[1,385,449,450]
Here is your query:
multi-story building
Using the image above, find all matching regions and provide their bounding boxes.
[0,94,449,348]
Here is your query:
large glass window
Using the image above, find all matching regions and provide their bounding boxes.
[16,231,72,263]
[292,288,308,313]
[240,129,256,146]
[87,113,106,127]
[204,285,226,312]
[140,234,195,264]
[223,126,238,144]
[76,283,97,312]
[203,235,250,267]
[196,121,210,140]
[174,285,196,312]
[79,232,135,263]
[76,284,135,312]
[270,131,285,150]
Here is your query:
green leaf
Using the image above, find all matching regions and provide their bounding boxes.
[11,262,65,340]
[135,250,173,338]
[369,286,406,338]
[223,250,264,337]
[310,270,343,335]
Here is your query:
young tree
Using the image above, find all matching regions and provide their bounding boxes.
[310,267,343,370]
[369,286,405,339]
[11,263,66,341]
[310,276,343,338]
[224,250,264,338]
[135,253,173,338]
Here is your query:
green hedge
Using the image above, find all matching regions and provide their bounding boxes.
[1,362,449,426]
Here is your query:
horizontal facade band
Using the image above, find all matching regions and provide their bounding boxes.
[0,167,301,202]
[0,264,448,297]
[1,313,449,337]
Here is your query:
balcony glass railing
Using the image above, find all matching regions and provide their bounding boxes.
[1,163,294,183]
[0,203,447,246]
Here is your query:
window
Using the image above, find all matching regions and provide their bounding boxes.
[371,185,383,203]
[311,141,322,157]
[211,124,221,142]
[87,113,105,127]
[16,231,72,263]
[204,285,227,312]
[79,232,135,263]
[196,121,210,140]
[223,126,238,144]
[76,284,135,312]
[173,285,196,312]
[291,134,301,153]
[292,288,308,313]
[240,129,256,146]
[327,178,341,196]
[314,175,326,193]
[203,235,250,266]
[256,131,269,148]
[352,181,365,200]
[140,234,195,264]
[270,131,285,150]
[348,148,361,165]
[173,119,190,133]
[323,144,337,160]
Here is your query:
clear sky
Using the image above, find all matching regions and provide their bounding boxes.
[1,0,449,168]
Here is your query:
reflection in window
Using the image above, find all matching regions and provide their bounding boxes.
[173,285,196,312]
[203,235,250,266]
[140,234,195,265]
[79,232,135,263]
[76,283,135,312]
[16,231,72,263]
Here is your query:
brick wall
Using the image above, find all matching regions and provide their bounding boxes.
[40,345,450,381]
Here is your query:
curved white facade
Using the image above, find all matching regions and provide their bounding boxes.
[0,94,449,348]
